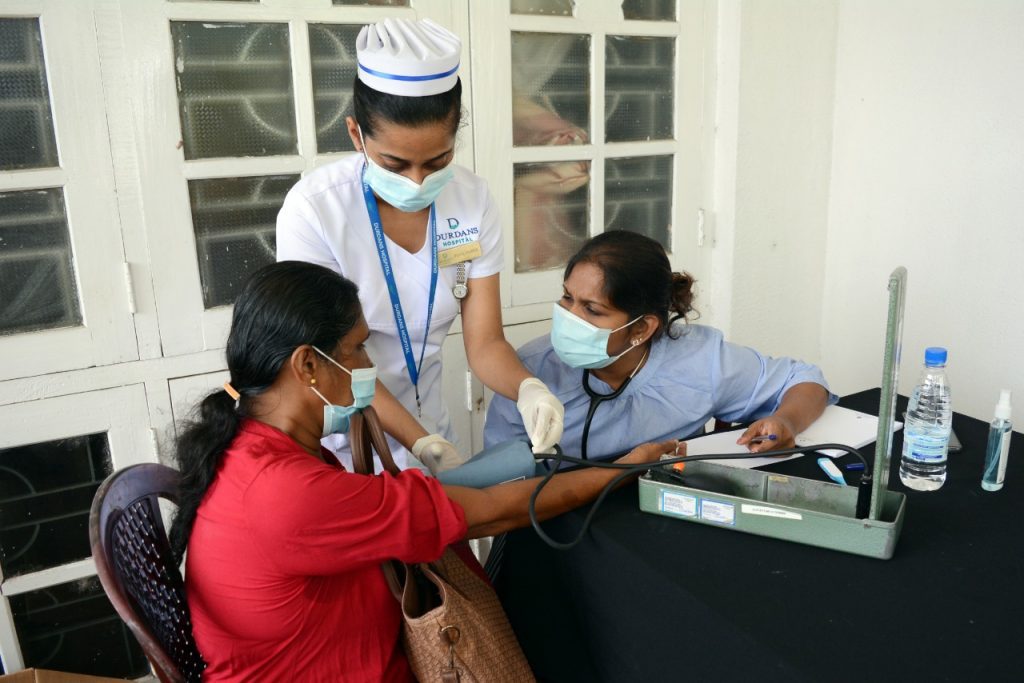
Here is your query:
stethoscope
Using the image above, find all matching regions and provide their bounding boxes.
[579,348,649,460]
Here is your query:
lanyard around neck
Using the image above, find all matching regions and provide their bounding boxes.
[361,165,438,416]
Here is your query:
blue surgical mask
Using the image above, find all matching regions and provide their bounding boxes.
[310,346,377,436]
[550,303,643,370]
[360,128,454,213]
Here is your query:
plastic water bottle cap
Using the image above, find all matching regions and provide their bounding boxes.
[924,347,947,366]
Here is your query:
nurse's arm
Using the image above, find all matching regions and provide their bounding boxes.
[737,382,829,452]
[442,440,676,539]
[773,382,830,433]
[460,273,531,399]
[370,380,429,449]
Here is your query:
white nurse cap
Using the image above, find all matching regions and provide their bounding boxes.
[356,18,461,97]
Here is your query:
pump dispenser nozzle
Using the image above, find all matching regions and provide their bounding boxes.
[994,389,1012,421]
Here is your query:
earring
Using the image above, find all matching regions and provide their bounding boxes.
[310,377,317,386]
[632,338,641,346]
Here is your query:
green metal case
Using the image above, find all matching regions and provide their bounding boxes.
[638,459,907,559]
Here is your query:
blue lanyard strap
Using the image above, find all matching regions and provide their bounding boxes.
[361,165,438,414]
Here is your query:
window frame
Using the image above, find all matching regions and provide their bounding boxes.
[470,1,709,321]
[0,2,138,380]
[0,384,154,672]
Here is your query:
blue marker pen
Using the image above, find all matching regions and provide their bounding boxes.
[817,457,847,486]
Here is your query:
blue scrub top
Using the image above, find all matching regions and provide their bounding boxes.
[484,323,837,459]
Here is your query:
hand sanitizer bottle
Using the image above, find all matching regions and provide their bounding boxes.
[981,389,1012,492]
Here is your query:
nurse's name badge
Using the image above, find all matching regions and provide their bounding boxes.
[437,241,482,268]
[437,218,479,298]
[437,217,482,268]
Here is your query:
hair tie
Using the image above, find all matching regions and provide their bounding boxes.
[223,382,241,401]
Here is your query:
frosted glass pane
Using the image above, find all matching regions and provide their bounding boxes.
[0,19,58,171]
[0,433,110,577]
[0,189,81,336]
[171,22,296,159]
[11,576,148,678]
[605,155,673,251]
[189,174,297,308]
[309,24,361,154]
[511,0,574,16]
[605,36,674,142]
[514,160,590,273]
[512,33,589,147]
[333,0,409,6]
[622,0,676,21]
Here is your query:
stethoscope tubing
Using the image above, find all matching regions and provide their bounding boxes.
[580,370,634,461]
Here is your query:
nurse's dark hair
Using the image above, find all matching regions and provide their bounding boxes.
[169,261,361,562]
[352,76,463,137]
[564,231,697,342]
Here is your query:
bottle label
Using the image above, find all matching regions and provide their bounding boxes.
[996,434,1011,481]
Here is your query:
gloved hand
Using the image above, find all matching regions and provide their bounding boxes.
[516,378,565,454]
[411,434,464,475]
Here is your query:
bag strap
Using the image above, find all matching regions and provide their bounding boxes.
[349,408,406,599]
[349,407,402,476]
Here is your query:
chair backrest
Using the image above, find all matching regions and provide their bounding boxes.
[89,463,206,683]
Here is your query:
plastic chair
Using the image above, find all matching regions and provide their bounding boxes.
[89,463,206,683]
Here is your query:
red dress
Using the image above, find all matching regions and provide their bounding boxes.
[185,419,467,682]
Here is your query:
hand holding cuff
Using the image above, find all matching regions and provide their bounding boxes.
[516,377,565,454]
[411,434,464,474]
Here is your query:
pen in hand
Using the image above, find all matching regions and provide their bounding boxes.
[748,434,778,444]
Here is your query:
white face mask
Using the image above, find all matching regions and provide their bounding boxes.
[308,347,377,437]
[359,128,454,212]
[550,303,643,369]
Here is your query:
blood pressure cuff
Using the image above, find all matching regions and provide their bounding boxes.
[436,439,538,488]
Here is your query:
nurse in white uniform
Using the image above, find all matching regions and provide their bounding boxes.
[276,18,563,470]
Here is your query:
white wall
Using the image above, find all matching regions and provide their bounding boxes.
[711,0,838,367]
[821,0,1024,420]
[719,0,1023,422]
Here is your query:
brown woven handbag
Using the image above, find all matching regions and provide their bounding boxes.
[350,408,535,683]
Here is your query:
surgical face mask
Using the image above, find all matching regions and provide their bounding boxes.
[310,346,377,436]
[550,303,643,370]
[360,128,454,212]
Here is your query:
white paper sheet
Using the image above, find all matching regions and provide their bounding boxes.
[795,405,902,457]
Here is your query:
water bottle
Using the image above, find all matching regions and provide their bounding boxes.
[899,347,952,491]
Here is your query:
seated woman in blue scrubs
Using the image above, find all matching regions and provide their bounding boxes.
[484,231,836,459]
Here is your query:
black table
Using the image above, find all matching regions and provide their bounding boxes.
[496,390,1024,682]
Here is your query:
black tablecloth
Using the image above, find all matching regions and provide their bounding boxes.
[496,390,1024,682]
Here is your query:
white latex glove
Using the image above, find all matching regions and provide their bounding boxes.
[516,378,565,454]
[411,434,465,475]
